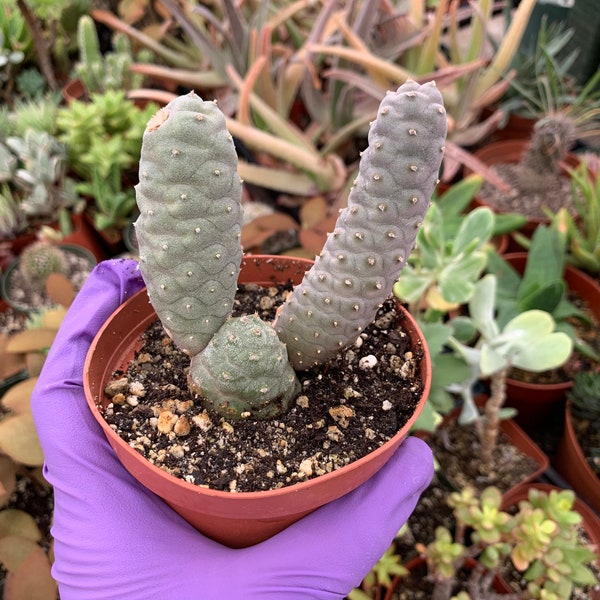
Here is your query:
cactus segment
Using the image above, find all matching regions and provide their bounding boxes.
[134,92,243,356]
[188,315,301,420]
[275,80,448,370]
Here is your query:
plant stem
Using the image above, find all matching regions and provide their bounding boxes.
[480,368,507,465]
[16,0,57,90]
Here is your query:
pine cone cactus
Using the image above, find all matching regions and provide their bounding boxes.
[135,93,244,357]
[134,81,447,420]
[275,80,447,369]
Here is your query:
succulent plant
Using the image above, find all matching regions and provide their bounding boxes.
[75,14,150,95]
[135,80,447,419]
[414,485,597,600]
[517,113,577,194]
[447,274,573,463]
[569,370,600,421]
[19,241,68,290]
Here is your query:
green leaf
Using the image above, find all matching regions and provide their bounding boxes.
[469,274,499,340]
[452,206,494,256]
[393,271,432,304]
[517,280,565,314]
[439,252,487,304]
[435,175,483,217]
[504,309,556,338]
[519,226,565,300]
[432,353,472,388]
[420,321,453,357]
[449,316,478,344]
[506,324,573,372]
[480,344,508,375]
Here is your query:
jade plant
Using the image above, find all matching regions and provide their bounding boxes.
[415,485,597,599]
[134,80,447,420]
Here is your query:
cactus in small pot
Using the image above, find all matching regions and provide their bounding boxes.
[18,241,68,291]
[134,80,447,420]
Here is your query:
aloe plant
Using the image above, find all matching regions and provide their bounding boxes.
[554,160,600,274]
[135,80,447,420]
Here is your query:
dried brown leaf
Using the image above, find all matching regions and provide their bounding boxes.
[0,334,26,379]
[2,539,57,600]
[0,509,42,543]
[1,378,38,415]
[5,330,57,354]
[299,195,329,229]
[45,273,75,308]
[0,414,44,466]
[0,457,17,506]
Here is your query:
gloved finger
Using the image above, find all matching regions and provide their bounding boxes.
[242,436,433,598]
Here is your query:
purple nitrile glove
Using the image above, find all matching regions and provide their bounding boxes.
[31,258,434,600]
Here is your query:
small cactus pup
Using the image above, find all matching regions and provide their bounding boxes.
[134,81,447,421]
[19,241,68,291]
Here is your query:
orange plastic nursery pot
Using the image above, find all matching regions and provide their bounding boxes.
[83,255,431,548]
[498,253,600,431]
[554,401,600,514]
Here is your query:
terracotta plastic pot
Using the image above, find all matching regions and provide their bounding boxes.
[554,401,600,514]
[437,395,549,494]
[61,78,85,103]
[83,255,431,548]
[498,253,600,430]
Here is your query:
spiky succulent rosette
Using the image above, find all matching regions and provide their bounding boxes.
[275,80,447,370]
[134,92,244,356]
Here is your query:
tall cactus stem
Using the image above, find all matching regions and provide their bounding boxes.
[275,80,447,369]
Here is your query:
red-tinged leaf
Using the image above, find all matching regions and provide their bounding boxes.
[3,540,57,600]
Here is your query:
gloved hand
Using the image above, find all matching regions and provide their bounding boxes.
[31,258,434,600]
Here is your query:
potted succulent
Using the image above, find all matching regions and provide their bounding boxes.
[427,273,572,493]
[468,94,594,238]
[485,224,600,429]
[385,484,598,599]
[55,90,158,253]
[1,240,96,313]
[62,14,152,103]
[83,80,447,548]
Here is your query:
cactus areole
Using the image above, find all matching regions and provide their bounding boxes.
[135,81,447,420]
